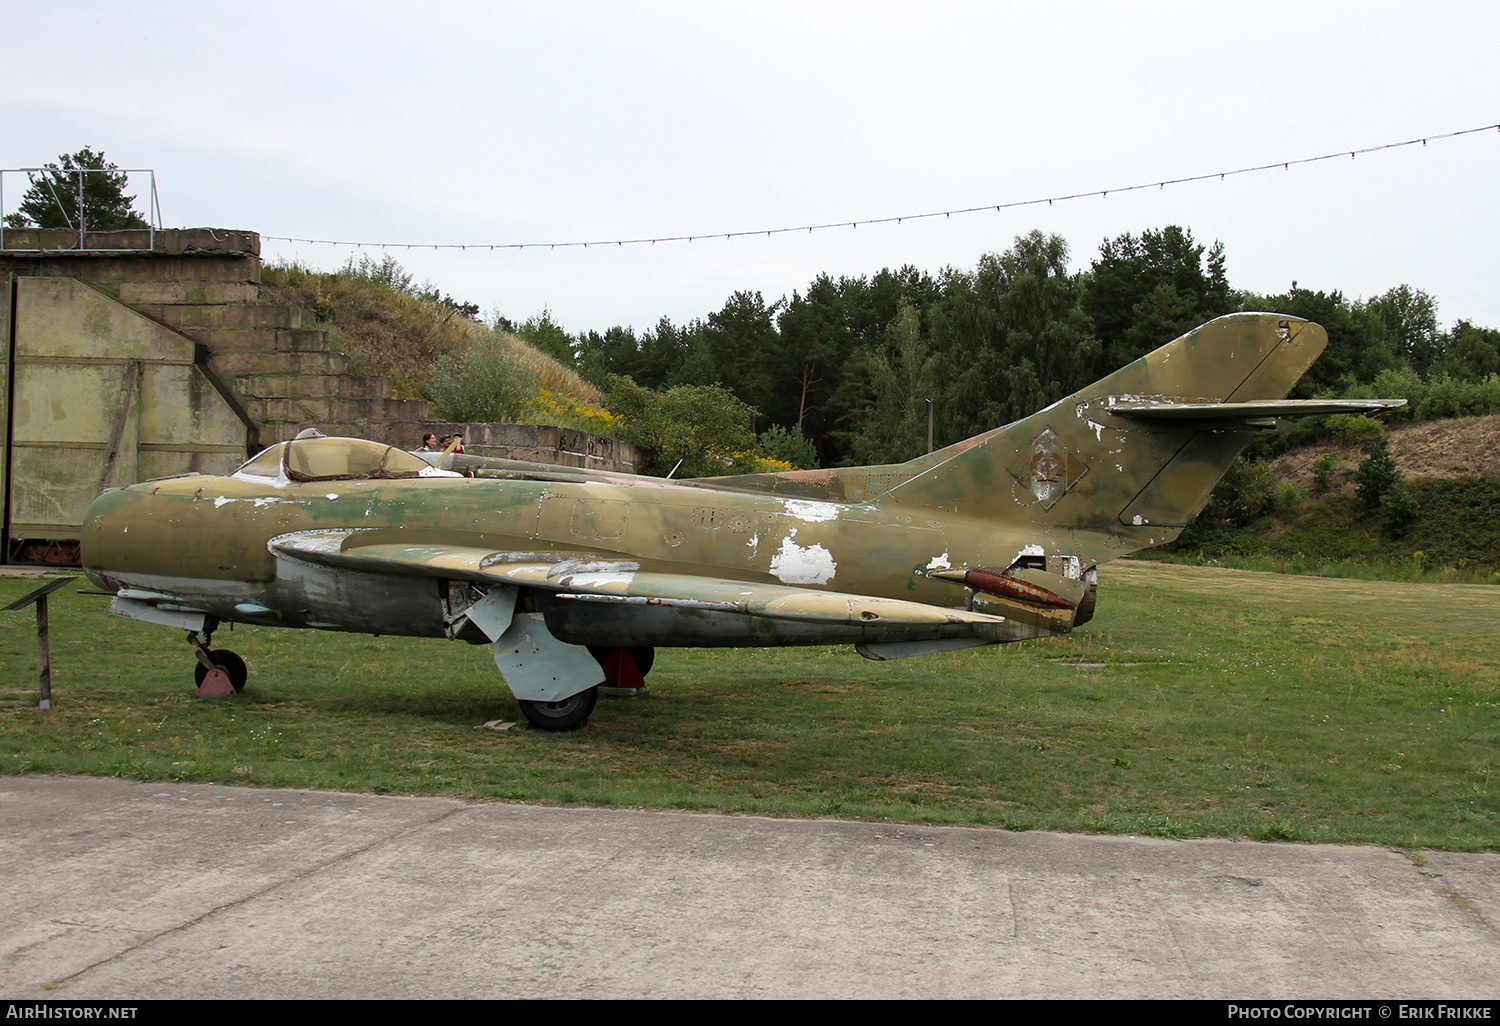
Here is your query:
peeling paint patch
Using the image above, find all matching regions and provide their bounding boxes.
[769,536,837,585]
[924,552,952,571]
[783,499,841,523]
[559,571,636,590]
[1020,544,1044,557]
[212,495,280,508]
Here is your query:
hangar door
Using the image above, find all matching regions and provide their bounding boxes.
[4,276,251,564]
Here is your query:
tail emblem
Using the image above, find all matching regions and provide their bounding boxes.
[1023,428,1088,510]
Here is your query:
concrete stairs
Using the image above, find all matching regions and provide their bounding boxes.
[47,231,433,447]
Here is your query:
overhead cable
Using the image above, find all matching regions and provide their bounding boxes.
[261,122,1500,253]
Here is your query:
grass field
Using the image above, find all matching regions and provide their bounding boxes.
[2,562,1495,850]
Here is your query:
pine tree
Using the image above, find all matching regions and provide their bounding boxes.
[4,147,149,230]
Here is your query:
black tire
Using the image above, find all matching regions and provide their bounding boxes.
[518,686,598,731]
[193,650,248,693]
[630,647,655,677]
[587,646,656,678]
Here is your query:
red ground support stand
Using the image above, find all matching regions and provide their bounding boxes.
[196,668,235,697]
[599,648,645,691]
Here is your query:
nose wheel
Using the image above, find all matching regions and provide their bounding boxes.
[188,630,247,695]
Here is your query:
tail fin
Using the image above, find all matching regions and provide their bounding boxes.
[877,313,1329,549]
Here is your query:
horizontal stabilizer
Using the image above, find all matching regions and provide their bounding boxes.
[1107,398,1407,420]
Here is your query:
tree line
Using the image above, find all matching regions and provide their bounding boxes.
[507,226,1499,469]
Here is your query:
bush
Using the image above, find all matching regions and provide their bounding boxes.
[1325,414,1385,448]
[603,377,757,477]
[1311,454,1340,494]
[430,329,539,422]
[1379,485,1419,538]
[757,425,819,470]
[1418,373,1500,420]
[1344,367,1425,423]
[342,253,418,294]
[1355,434,1402,509]
[1205,459,1281,527]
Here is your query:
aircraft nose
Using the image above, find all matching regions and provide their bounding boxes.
[80,485,145,584]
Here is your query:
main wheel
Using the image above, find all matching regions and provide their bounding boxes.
[518,686,598,731]
[193,650,248,693]
[629,647,655,676]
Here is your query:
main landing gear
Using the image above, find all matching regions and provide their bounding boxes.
[187,624,247,696]
[516,688,599,732]
[514,646,656,732]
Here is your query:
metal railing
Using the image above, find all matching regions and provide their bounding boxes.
[0,167,161,252]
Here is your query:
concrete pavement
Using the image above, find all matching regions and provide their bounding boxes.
[1,774,1496,999]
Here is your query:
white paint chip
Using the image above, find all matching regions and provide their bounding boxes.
[783,499,840,522]
[769,536,837,585]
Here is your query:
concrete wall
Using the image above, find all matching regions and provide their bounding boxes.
[416,422,639,472]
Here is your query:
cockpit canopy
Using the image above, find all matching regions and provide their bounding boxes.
[236,437,435,482]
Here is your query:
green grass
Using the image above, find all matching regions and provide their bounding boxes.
[2,564,1496,850]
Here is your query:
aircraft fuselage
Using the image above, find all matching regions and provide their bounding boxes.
[83,470,1099,648]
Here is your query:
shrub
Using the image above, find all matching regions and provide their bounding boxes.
[531,388,615,434]
[1355,434,1402,509]
[342,253,417,294]
[1379,485,1419,538]
[430,330,539,422]
[757,425,819,470]
[1325,414,1385,448]
[603,377,757,477]
[1418,373,1500,420]
[1310,454,1340,494]
[1207,459,1281,527]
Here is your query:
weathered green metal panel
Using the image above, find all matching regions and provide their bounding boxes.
[9,448,108,539]
[1,274,11,541]
[137,363,248,454]
[13,277,194,361]
[9,276,248,542]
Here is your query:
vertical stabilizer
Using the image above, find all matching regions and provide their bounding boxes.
[877,313,1328,553]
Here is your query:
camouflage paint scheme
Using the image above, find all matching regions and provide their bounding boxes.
[81,313,1402,729]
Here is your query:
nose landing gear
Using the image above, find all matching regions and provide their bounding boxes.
[188,626,247,696]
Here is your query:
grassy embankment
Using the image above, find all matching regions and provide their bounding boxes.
[1148,414,1500,584]
[258,258,604,426]
[3,563,1495,850]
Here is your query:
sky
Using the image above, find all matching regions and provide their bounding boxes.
[4,1,1497,338]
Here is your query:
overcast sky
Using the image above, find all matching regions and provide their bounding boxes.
[5,1,1497,338]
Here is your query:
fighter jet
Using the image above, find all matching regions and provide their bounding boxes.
[81,313,1402,729]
